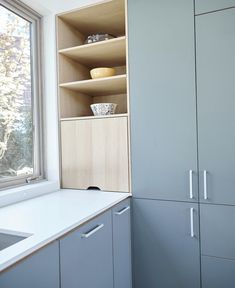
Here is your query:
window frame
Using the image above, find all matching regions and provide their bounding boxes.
[0,0,44,189]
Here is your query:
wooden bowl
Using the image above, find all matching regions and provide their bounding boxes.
[90,67,116,79]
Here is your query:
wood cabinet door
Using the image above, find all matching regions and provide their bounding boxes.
[60,210,113,288]
[196,9,235,205]
[128,0,198,202]
[61,117,129,192]
[132,199,200,288]
[112,199,132,288]
[195,0,235,15]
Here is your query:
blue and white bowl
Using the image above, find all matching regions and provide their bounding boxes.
[90,103,117,116]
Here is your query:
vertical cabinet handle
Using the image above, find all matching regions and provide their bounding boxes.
[203,170,208,200]
[189,170,193,199]
[81,224,104,239]
[115,206,130,216]
[190,208,195,238]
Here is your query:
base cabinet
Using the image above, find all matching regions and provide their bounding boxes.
[0,241,60,288]
[60,199,132,288]
[202,256,235,288]
[132,199,200,288]
[200,204,235,260]
[112,199,132,288]
[60,210,113,288]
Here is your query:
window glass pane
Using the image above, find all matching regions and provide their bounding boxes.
[0,5,33,180]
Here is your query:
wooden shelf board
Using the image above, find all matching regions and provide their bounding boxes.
[58,0,125,36]
[59,36,126,66]
[60,113,128,121]
[59,74,127,96]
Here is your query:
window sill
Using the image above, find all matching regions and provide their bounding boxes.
[0,180,59,208]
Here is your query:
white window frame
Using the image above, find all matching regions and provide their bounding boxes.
[0,0,44,189]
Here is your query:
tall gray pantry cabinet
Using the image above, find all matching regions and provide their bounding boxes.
[196,6,235,288]
[128,0,235,287]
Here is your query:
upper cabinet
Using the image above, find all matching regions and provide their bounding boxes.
[195,0,235,15]
[128,0,198,201]
[196,8,235,205]
[61,117,129,192]
[56,0,131,192]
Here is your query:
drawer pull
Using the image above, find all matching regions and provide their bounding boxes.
[115,206,130,216]
[81,224,104,239]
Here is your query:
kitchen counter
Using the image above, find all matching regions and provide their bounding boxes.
[0,189,130,272]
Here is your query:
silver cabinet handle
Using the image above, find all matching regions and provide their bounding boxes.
[190,208,195,238]
[115,206,130,216]
[81,224,104,239]
[203,170,208,200]
[189,170,193,199]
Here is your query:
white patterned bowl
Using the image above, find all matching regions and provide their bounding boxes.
[90,103,117,116]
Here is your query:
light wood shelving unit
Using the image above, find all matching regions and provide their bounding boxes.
[56,0,131,193]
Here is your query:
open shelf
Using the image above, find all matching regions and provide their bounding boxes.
[59,36,126,67]
[60,113,128,121]
[60,74,127,96]
[58,0,125,38]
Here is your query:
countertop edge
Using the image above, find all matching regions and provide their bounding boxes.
[0,193,130,272]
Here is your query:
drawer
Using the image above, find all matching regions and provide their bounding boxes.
[200,204,235,259]
[195,0,235,14]
[202,255,235,288]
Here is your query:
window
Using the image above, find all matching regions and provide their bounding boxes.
[0,0,43,188]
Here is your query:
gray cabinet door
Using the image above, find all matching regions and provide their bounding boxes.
[60,210,113,288]
[132,199,200,288]
[0,241,60,288]
[128,0,198,202]
[202,255,235,288]
[195,0,235,15]
[200,204,235,260]
[112,199,132,288]
[196,9,235,205]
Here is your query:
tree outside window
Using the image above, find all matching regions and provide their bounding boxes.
[0,5,34,180]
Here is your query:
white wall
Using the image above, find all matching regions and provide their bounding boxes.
[20,0,99,184]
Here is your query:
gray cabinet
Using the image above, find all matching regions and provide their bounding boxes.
[132,199,200,288]
[128,0,198,202]
[200,204,235,260]
[0,241,60,288]
[196,8,235,205]
[195,0,235,15]
[200,204,235,287]
[60,210,113,288]
[202,256,235,288]
[112,199,132,288]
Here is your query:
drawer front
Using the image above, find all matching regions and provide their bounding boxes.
[112,199,132,288]
[200,204,235,259]
[195,0,235,14]
[202,255,235,288]
[60,210,113,288]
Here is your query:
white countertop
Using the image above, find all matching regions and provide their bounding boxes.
[0,189,130,272]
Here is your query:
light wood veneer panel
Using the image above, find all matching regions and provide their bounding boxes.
[61,117,129,192]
